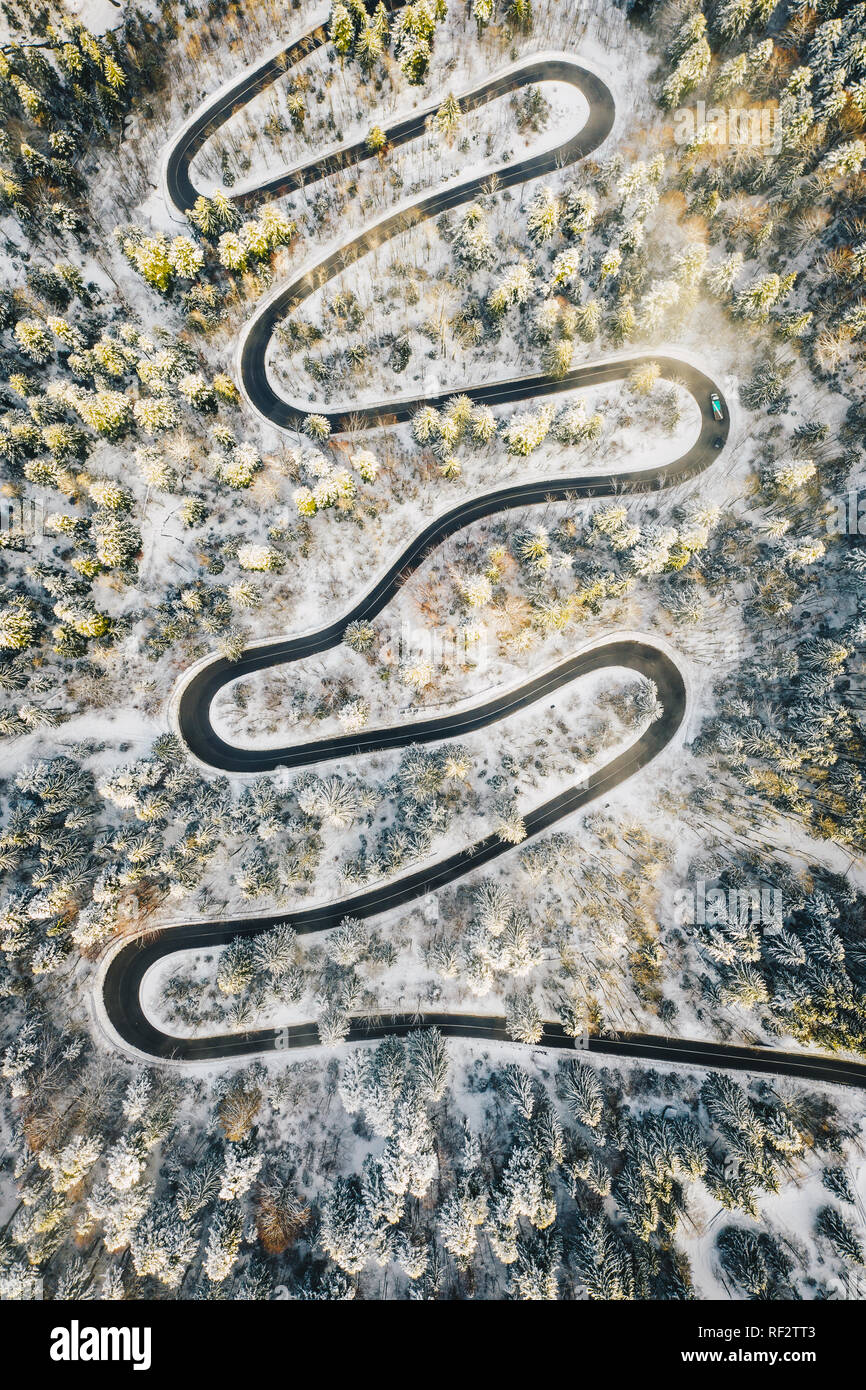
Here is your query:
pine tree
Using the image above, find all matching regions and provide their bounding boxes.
[572,1211,633,1299]
[330,2,357,59]
[472,0,493,35]
[563,1060,604,1129]
[817,1205,864,1264]
[188,195,219,237]
[510,1227,560,1299]
[505,989,543,1042]
[660,13,711,110]
[432,93,461,141]
[407,1027,449,1101]
[203,1201,243,1282]
[130,1201,197,1289]
[506,0,532,34]
[487,258,532,316]
[320,1174,376,1273]
[527,187,560,244]
[14,317,53,363]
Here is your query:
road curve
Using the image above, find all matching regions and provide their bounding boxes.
[233,46,616,432]
[101,14,866,1091]
[178,353,727,772]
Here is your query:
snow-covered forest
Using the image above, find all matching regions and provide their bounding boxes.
[0,0,865,1308]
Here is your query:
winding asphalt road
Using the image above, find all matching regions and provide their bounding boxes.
[177,352,725,774]
[100,13,866,1089]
